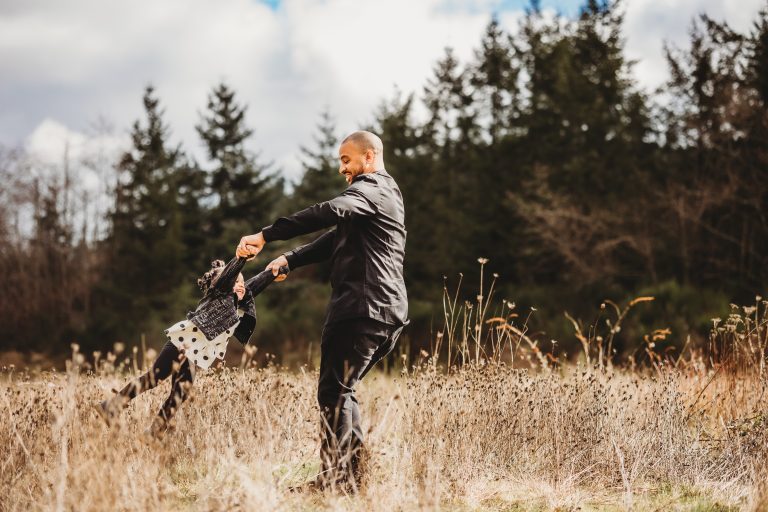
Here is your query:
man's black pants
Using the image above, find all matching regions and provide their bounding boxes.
[317,317,404,480]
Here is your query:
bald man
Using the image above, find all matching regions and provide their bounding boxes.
[236,131,408,489]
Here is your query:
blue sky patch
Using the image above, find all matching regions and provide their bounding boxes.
[257,1,584,17]
[258,0,280,11]
[498,0,582,17]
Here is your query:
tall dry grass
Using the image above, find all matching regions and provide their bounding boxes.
[2,265,767,511]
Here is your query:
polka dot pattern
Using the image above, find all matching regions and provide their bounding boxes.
[166,318,239,369]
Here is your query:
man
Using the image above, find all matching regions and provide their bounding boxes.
[236,130,408,489]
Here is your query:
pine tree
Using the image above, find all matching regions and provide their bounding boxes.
[663,10,768,292]
[471,17,520,144]
[421,48,481,274]
[196,82,283,255]
[292,109,344,208]
[423,48,479,149]
[511,0,659,286]
[748,7,768,104]
[91,85,196,347]
[468,18,526,283]
[275,109,345,283]
[745,7,768,290]
[375,91,435,296]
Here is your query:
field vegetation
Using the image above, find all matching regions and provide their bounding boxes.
[3,273,767,511]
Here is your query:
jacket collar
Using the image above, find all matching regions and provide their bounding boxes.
[352,168,389,183]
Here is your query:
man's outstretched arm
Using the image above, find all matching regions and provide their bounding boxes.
[262,184,377,242]
[283,229,336,269]
[263,229,336,280]
[236,182,377,259]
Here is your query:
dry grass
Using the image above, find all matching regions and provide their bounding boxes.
[2,354,767,511]
[2,268,767,511]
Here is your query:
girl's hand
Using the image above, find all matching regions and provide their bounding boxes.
[237,233,265,259]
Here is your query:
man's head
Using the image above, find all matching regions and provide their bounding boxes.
[338,131,385,185]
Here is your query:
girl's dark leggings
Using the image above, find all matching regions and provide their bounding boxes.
[118,341,194,421]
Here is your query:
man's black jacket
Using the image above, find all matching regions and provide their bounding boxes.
[262,169,408,327]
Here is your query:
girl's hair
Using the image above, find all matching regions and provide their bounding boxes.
[197,259,226,293]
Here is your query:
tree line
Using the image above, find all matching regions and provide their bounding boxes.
[1,0,766,360]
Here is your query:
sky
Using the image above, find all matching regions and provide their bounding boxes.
[0,0,765,187]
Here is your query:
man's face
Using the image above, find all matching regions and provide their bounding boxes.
[338,141,370,185]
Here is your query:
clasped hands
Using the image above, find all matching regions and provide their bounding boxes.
[236,232,288,282]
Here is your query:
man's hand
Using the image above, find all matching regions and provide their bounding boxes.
[237,233,265,259]
[266,255,289,282]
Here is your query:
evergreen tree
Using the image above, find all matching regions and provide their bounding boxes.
[375,91,434,296]
[744,7,768,291]
[248,113,345,354]
[90,86,199,347]
[664,11,768,292]
[748,7,768,104]
[423,48,480,149]
[468,18,526,283]
[291,109,344,208]
[511,0,658,286]
[196,82,283,257]
[421,48,481,275]
[373,90,457,351]
[471,17,520,144]
[278,109,345,283]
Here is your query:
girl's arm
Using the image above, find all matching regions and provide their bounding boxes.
[244,266,290,297]
[211,257,248,293]
[233,266,288,345]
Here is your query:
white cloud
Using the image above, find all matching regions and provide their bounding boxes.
[623,0,764,91]
[1,0,765,186]
[6,118,129,240]
[24,118,127,213]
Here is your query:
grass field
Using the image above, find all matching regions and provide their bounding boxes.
[2,351,767,511]
[2,283,767,511]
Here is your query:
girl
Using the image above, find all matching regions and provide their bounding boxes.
[97,256,288,437]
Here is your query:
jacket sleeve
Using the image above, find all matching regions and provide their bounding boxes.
[211,257,247,293]
[233,291,256,345]
[244,266,290,297]
[284,229,335,270]
[261,180,377,242]
[234,265,289,345]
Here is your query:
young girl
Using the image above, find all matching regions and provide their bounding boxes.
[97,256,288,437]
